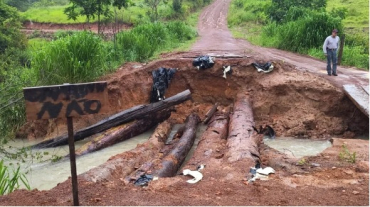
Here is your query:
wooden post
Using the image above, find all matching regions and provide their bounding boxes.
[67,117,79,206]
[338,34,345,65]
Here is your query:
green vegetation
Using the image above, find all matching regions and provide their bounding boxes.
[297,158,307,165]
[0,1,29,136]
[33,31,112,85]
[327,0,369,30]
[228,0,369,70]
[0,0,208,138]
[0,160,30,195]
[20,0,210,25]
[0,0,205,191]
[339,144,357,163]
[21,6,88,23]
[0,21,196,137]
[116,21,196,61]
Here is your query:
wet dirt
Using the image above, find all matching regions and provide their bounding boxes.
[3,0,369,205]
[21,21,132,37]
[19,58,369,140]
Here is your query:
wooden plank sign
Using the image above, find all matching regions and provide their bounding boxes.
[23,81,108,120]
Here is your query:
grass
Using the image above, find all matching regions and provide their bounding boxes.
[0,160,30,195]
[20,0,208,25]
[327,0,369,30]
[32,31,111,85]
[115,21,197,62]
[338,144,357,163]
[21,5,89,23]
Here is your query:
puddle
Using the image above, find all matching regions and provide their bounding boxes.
[166,124,185,144]
[2,129,155,190]
[264,137,332,158]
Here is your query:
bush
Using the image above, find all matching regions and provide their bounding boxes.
[267,0,327,23]
[116,21,196,62]
[341,45,369,69]
[228,0,268,26]
[32,31,109,85]
[0,2,27,54]
[261,11,343,52]
[173,0,182,13]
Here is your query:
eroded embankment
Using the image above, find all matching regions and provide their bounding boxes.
[3,57,370,206]
[18,57,369,140]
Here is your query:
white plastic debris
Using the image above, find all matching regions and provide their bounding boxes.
[183,169,203,184]
[222,65,232,79]
[248,166,275,183]
[182,164,205,184]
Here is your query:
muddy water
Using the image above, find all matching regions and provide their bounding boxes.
[3,129,155,191]
[264,137,332,159]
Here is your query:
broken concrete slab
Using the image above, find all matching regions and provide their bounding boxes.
[343,84,369,117]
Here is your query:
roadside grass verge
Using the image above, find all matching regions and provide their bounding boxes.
[228,0,369,70]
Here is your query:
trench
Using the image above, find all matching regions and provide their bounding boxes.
[8,57,369,190]
[3,129,154,191]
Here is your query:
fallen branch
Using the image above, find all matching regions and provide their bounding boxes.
[203,102,219,124]
[31,89,191,149]
[74,110,171,156]
[80,121,173,183]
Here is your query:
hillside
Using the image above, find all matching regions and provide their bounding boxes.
[327,0,369,31]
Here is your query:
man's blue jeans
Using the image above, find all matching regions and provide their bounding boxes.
[327,49,337,75]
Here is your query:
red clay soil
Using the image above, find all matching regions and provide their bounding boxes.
[3,0,369,205]
[21,21,132,36]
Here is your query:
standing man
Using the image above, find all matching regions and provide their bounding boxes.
[323,29,340,76]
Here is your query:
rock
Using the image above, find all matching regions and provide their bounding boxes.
[303,116,316,130]
[352,191,360,195]
[343,131,356,138]
[355,161,369,173]
[215,153,224,159]
[204,149,212,156]
[311,163,320,167]
[344,170,354,175]
[225,173,234,180]
[342,190,345,193]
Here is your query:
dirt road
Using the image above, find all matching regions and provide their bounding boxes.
[0,0,368,206]
[191,0,368,88]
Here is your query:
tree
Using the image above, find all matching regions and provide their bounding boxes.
[4,0,38,12]
[172,0,182,14]
[0,1,27,54]
[145,0,166,22]
[64,0,130,34]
